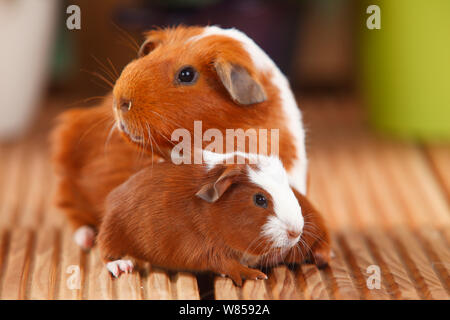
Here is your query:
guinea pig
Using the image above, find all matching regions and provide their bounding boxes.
[51,25,310,249]
[112,25,308,194]
[98,152,330,286]
[50,103,157,249]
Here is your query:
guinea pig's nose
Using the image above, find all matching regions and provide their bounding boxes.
[118,98,132,113]
[287,229,301,240]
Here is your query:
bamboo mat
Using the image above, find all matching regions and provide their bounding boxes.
[0,96,448,300]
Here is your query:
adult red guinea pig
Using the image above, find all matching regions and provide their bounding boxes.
[113,25,308,193]
[98,152,330,286]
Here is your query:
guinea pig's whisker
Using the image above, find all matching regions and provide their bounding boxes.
[265,248,275,270]
[139,122,148,148]
[128,122,145,163]
[157,130,177,147]
[147,110,187,135]
[241,234,265,257]
[291,244,299,265]
[150,133,164,156]
[139,124,156,164]
[91,55,118,84]
[302,213,321,224]
[90,79,111,91]
[303,228,323,242]
[242,234,272,265]
[136,123,148,163]
[106,58,119,79]
[302,229,329,246]
[146,124,154,163]
[302,228,322,240]
[147,110,182,128]
[112,22,140,53]
[77,116,111,146]
[262,242,275,269]
[276,247,283,266]
[146,110,196,149]
[294,243,305,264]
[145,122,156,165]
[62,96,105,109]
[103,121,118,155]
[301,237,312,253]
[146,122,166,156]
[151,132,176,148]
[293,243,303,264]
[299,237,313,260]
[116,36,140,54]
[303,222,320,233]
[260,242,273,261]
[82,69,114,89]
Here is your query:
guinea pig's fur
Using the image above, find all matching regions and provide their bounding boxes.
[51,25,314,249]
[98,152,330,285]
[50,99,156,230]
[112,25,308,194]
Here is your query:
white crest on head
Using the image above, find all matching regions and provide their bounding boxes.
[202,150,304,249]
[190,26,308,194]
[247,156,304,248]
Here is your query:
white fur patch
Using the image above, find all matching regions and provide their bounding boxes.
[191,26,308,194]
[247,157,304,248]
[203,150,304,249]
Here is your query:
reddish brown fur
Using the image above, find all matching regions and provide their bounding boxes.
[50,95,157,229]
[51,26,329,267]
[112,26,296,168]
[98,162,329,285]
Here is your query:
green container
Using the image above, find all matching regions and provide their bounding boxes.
[360,0,450,141]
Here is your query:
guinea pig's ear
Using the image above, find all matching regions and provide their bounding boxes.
[138,30,164,57]
[196,166,241,203]
[138,39,157,57]
[214,59,267,105]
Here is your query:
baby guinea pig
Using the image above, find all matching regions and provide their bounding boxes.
[98,152,330,286]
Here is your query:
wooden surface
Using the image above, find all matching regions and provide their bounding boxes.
[0,96,448,300]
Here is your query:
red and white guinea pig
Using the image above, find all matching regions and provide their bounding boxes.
[98,151,330,286]
[51,25,311,250]
[113,25,308,194]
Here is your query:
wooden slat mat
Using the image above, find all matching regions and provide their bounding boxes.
[0,96,448,300]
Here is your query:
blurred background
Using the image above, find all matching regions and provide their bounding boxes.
[0,1,449,300]
[0,0,449,141]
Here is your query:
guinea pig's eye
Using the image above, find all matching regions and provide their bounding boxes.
[176,66,198,85]
[253,193,268,208]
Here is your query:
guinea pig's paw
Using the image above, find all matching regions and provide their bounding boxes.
[226,272,243,287]
[218,261,268,286]
[228,265,268,287]
[73,226,95,250]
[240,267,268,282]
[106,259,134,278]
